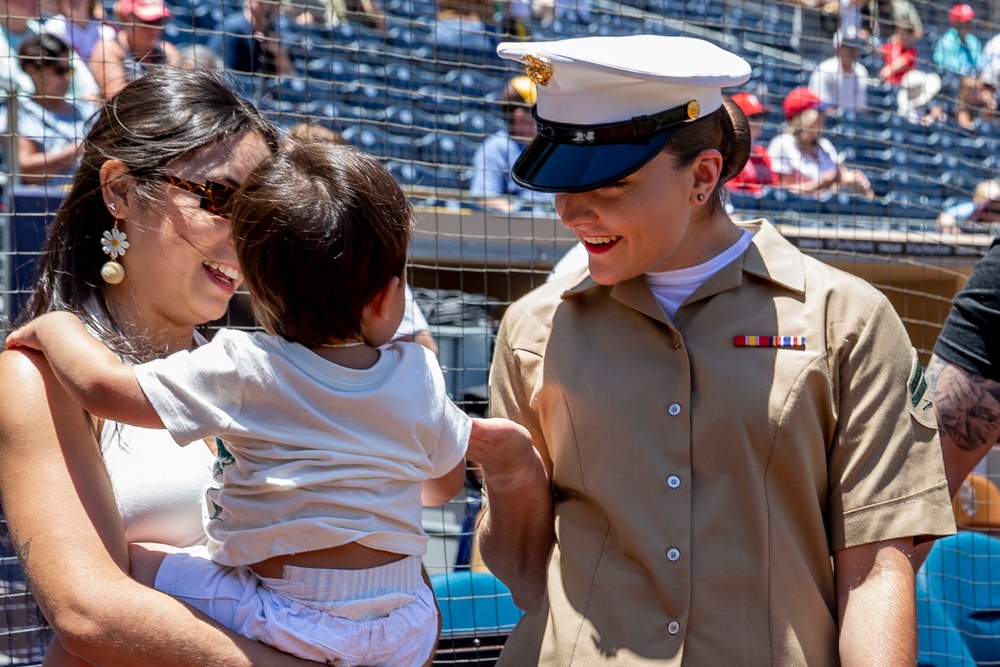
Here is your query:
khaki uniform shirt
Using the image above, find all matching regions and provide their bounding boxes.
[488,220,955,666]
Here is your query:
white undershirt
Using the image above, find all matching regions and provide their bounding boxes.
[645,231,752,320]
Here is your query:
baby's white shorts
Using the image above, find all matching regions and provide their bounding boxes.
[156,546,437,666]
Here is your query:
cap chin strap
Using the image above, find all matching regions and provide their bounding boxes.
[533,100,700,145]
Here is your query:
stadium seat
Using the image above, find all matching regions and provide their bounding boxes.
[431,571,523,666]
[385,106,437,136]
[339,125,415,161]
[416,132,478,167]
[828,191,888,221]
[414,85,464,117]
[918,531,1000,666]
[388,160,465,191]
[885,190,941,222]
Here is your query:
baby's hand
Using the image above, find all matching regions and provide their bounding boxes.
[469,417,533,471]
[4,311,76,351]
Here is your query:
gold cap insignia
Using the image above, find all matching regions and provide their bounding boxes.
[686,101,700,120]
[523,55,553,86]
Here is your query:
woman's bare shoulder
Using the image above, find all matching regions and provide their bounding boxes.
[0,348,80,429]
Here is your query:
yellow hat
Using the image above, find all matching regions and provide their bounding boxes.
[953,473,1000,530]
[508,75,537,106]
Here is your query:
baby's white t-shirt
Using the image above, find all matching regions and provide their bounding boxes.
[134,329,471,567]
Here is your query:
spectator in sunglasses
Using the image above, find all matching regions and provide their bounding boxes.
[12,32,96,189]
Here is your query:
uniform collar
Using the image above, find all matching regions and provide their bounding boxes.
[560,219,806,321]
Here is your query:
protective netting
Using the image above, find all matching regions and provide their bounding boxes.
[1,0,999,664]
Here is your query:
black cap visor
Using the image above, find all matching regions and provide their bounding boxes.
[511,127,678,193]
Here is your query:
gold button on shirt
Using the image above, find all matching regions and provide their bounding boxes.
[488,219,955,666]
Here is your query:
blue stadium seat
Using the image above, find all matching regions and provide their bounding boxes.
[441,69,490,100]
[430,571,523,666]
[416,131,478,167]
[341,125,416,161]
[385,106,438,135]
[431,571,523,636]
[827,191,888,220]
[413,85,464,117]
[918,532,1000,666]
[455,110,505,138]
[385,160,463,191]
[885,190,941,222]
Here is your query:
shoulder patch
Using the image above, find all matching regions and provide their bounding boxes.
[908,352,937,430]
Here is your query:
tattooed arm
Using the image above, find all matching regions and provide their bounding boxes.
[926,353,1000,498]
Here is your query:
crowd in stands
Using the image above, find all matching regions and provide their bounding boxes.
[0,0,998,232]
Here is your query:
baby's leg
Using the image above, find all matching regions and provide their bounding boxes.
[128,542,183,587]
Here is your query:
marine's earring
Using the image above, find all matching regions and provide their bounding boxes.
[100,205,129,285]
[696,193,706,202]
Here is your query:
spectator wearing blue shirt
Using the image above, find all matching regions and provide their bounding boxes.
[933,3,982,76]
[207,0,294,76]
[469,76,553,212]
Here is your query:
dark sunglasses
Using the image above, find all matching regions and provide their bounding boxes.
[44,63,73,76]
[158,174,237,218]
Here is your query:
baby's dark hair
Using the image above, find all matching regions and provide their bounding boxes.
[229,144,412,346]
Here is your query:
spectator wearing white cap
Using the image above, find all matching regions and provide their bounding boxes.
[44,0,115,62]
[937,178,1000,233]
[808,24,869,111]
[933,3,982,76]
[896,69,945,126]
[471,33,954,667]
[982,31,1000,84]
[469,75,553,212]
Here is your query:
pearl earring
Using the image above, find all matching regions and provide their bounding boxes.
[100,214,129,285]
[696,193,706,202]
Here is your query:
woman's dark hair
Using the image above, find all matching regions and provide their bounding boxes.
[17,33,70,68]
[21,67,280,361]
[230,143,412,346]
[665,96,751,213]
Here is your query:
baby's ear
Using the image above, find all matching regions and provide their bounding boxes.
[370,275,402,321]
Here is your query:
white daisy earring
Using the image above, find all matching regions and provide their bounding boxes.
[100,203,129,285]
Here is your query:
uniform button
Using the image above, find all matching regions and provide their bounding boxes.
[667,403,682,416]
[667,475,681,489]
[668,621,680,635]
[666,548,681,562]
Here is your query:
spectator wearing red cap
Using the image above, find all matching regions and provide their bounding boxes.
[933,3,982,76]
[808,25,869,111]
[726,92,777,195]
[89,0,180,99]
[767,86,873,197]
